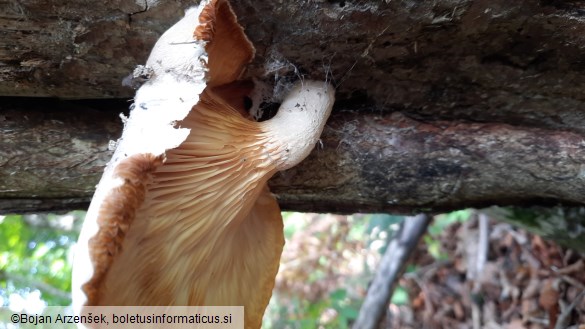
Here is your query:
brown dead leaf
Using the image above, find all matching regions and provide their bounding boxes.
[539,279,559,310]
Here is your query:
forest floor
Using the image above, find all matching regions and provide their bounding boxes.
[267,212,585,329]
[389,215,585,329]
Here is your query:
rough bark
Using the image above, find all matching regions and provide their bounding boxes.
[4,98,585,215]
[0,98,121,212]
[2,0,585,132]
[3,1,585,220]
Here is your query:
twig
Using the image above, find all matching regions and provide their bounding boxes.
[353,214,432,329]
[472,213,490,329]
[555,259,585,276]
[475,213,489,280]
[409,274,435,324]
[404,259,452,280]
[554,290,585,329]
[559,275,585,290]
[0,270,70,300]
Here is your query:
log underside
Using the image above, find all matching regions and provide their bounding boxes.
[2,0,585,219]
[3,97,585,216]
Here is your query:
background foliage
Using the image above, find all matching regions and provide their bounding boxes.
[0,212,83,309]
[3,209,582,328]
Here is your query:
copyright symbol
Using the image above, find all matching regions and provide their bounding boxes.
[11,313,19,323]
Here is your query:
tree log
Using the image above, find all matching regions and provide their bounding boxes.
[3,1,585,226]
[3,98,585,215]
[2,0,585,133]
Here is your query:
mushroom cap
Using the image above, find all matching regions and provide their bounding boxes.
[72,1,334,328]
[72,0,259,311]
[95,88,285,329]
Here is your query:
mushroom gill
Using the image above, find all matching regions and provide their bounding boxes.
[72,1,335,328]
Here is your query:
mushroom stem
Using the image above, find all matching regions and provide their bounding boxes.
[262,80,335,171]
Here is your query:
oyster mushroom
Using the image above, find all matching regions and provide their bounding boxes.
[72,0,334,328]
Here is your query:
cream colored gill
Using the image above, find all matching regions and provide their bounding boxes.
[71,3,211,313]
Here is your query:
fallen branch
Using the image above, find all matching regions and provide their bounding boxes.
[353,214,432,329]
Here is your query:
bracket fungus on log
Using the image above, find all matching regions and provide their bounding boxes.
[71,0,335,328]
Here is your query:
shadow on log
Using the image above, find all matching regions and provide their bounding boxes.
[3,98,585,215]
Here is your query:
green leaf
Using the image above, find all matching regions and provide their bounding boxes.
[391,286,409,305]
[330,289,347,301]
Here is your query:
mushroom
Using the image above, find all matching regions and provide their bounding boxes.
[72,0,335,328]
